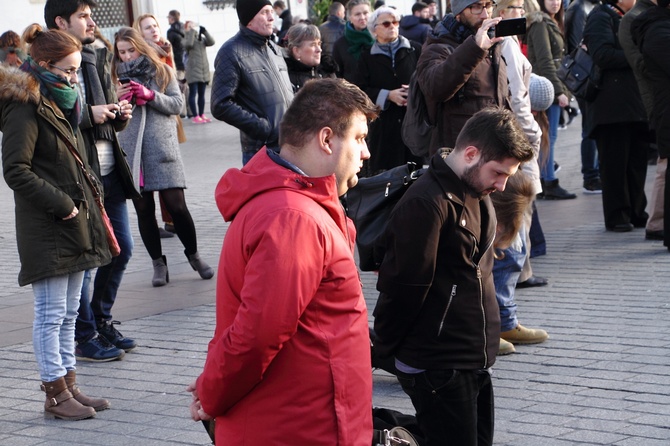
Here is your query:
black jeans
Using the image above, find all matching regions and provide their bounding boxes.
[396,368,494,446]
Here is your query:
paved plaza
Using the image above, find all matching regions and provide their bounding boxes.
[0,110,669,445]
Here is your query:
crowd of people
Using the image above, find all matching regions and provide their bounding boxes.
[1,0,667,444]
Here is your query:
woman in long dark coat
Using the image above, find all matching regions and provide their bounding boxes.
[583,0,650,232]
[354,6,423,176]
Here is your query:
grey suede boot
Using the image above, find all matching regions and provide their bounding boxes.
[152,255,169,287]
[186,251,214,280]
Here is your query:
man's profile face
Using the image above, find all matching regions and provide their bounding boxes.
[418,7,430,19]
[461,155,519,198]
[329,112,371,196]
[457,2,492,32]
[58,5,96,44]
[247,5,275,36]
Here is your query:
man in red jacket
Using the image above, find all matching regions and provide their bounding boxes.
[188,78,378,445]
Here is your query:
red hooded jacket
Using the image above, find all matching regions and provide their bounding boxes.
[197,149,372,445]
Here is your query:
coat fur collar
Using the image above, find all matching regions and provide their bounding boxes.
[0,64,41,105]
[526,10,553,27]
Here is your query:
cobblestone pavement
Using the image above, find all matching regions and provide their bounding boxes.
[0,107,669,445]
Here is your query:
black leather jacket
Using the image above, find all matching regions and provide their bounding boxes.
[211,27,294,154]
[374,151,500,370]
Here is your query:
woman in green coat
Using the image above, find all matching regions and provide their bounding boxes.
[0,25,113,421]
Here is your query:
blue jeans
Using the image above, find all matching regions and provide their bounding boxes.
[541,104,560,181]
[577,99,599,181]
[75,169,133,342]
[32,271,85,382]
[493,232,527,332]
[397,368,494,446]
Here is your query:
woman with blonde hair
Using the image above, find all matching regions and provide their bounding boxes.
[1,24,113,420]
[112,27,214,287]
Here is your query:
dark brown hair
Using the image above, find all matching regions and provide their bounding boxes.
[279,78,379,149]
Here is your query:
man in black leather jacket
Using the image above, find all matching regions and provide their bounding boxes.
[374,108,534,446]
[211,0,294,165]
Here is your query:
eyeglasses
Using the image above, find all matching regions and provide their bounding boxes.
[48,64,81,77]
[506,5,525,10]
[376,20,399,28]
[467,2,494,14]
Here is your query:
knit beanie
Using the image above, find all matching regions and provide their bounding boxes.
[529,73,554,112]
[237,0,272,26]
[451,0,479,16]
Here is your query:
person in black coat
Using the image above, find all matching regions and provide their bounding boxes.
[631,0,670,248]
[583,0,650,232]
[333,0,375,82]
[353,6,423,175]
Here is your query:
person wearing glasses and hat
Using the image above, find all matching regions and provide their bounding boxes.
[414,0,510,157]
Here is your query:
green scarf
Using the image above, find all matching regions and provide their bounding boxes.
[20,56,81,130]
[344,22,374,60]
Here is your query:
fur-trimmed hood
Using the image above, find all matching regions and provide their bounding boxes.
[526,10,553,28]
[0,64,41,105]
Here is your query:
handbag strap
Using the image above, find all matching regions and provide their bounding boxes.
[55,131,103,203]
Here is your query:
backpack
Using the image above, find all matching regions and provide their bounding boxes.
[401,70,435,158]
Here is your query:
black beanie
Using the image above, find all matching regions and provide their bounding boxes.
[237,0,272,26]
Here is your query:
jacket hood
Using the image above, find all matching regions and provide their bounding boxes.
[526,10,553,27]
[0,64,41,105]
[170,22,185,37]
[400,15,425,30]
[216,149,344,224]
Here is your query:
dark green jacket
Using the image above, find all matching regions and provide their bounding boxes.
[0,65,111,286]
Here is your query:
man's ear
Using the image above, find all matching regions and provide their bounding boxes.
[463,145,481,165]
[318,127,334,154]
[55,16,68,31]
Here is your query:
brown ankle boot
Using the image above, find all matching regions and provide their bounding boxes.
[41,377,96,420]
[64,370,110,411]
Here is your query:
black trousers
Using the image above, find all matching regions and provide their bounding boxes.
[397,368,494,446]
[595,122,649,228]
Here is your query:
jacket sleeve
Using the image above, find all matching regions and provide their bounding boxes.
[210,48,272,141]
[564,5,585,54]
[373,195,443,358]
[640,23,670,78]
[197,209,328,416]
[353,52,387,109]
[500,38,542,193]
[527,21,566,98]
[417,36,487,104]
[146,76,183,116]
[583,10,629,71]
[202,28,216,48]
[2,103,76,218]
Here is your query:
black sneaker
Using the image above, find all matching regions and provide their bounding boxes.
[98,320,137,352]
[75,335,125,362]
[583,178,602,194]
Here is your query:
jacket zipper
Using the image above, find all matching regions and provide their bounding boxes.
[473,235,495,368]
[437,284,457,337]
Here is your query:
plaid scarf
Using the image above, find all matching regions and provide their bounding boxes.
[20,56,81,131]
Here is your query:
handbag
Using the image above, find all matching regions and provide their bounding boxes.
[557,43,601,102]
[345,163,425,271]
[57,133,121,257]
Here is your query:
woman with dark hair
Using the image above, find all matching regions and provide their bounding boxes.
[354,6,423,175]
[526,0,576,199]
[332,0,374,82]
[112,27,214,286]
[284,23,337,92]
[1,24,115,420]
[583,0,649,232]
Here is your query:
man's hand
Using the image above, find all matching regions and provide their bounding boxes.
[388,85,409,107]
[557,93,569,108]
[187,380,212,422]
[91,104,120,125]
[475,17,503,50]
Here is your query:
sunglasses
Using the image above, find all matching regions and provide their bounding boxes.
[376,20,399,28]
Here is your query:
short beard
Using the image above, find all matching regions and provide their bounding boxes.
[461,159,489,199]
[82,36,95,45]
